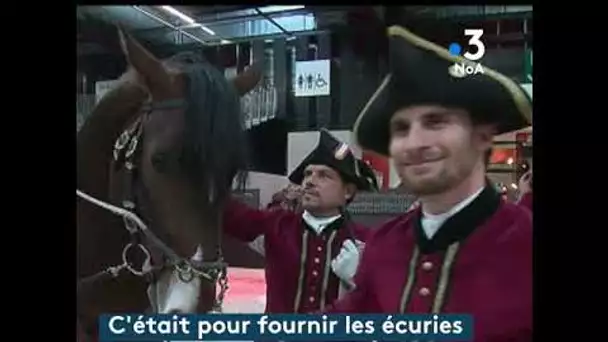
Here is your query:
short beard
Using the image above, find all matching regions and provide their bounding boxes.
[402,168,460,196]
[399,157,477,197]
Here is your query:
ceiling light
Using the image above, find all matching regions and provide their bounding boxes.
[160,6,195,24]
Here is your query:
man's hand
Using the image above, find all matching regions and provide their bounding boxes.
[518,170,532,195]
[331,240,364,283]
[285,184,303,201]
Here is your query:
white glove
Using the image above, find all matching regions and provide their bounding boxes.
[331,240,364,283]
[247,236,266,256]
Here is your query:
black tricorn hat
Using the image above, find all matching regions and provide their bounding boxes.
[288,129,378,191]
[353,25,533,156]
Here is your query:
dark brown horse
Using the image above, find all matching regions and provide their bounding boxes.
[77,27,261,341]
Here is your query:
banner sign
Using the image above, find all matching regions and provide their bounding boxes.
[294,60,331,97]
[99,313,473,341]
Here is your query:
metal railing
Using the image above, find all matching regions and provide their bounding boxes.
[241,82,278,129]
[240,46,278,129]
[78,84,278,133]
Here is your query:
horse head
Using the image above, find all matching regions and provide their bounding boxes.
[78,26,261,319]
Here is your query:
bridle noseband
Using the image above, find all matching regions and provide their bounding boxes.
[77,99,229,313]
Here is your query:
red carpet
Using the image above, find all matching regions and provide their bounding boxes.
[222,267,267,313]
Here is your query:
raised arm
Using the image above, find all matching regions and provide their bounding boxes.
[222,197,291,242]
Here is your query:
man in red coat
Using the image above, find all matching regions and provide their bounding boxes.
[223,129,378,313]
[325,25,533,341]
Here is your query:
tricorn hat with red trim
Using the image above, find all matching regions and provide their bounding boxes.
[353,25,533,156]
[289,129,378,191]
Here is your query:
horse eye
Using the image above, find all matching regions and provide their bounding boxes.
[151,152,170,173]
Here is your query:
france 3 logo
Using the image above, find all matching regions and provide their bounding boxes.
[447,29,486,78]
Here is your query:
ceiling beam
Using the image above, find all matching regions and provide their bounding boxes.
[78,15,167,58]
[254,7,293,37]
[77,17,124,57]
[188,5,254,17]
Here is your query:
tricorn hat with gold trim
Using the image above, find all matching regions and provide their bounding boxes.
[289,129,378,191]
[353,25,533,156]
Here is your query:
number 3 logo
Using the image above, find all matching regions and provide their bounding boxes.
[463,29,485,61]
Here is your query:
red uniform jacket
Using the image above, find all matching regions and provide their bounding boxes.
[325,185,532,342]
[223,198,371,313]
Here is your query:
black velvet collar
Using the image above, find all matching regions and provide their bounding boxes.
[413,181,501,254]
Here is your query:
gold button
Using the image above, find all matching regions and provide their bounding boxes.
[312,270,318,277]
[422,261,433,271]
[314,257,320,264]
[309,296,315,302]
[419,287,431,296]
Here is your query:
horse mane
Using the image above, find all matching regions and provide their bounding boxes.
[169,52,249,205]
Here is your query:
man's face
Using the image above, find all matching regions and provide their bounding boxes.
[388,105,494,196]
[300,164,355,213]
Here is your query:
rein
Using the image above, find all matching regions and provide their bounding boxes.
[77,98,229,313]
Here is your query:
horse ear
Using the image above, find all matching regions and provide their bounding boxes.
[231,64,262,96]
[117,25,171,93]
